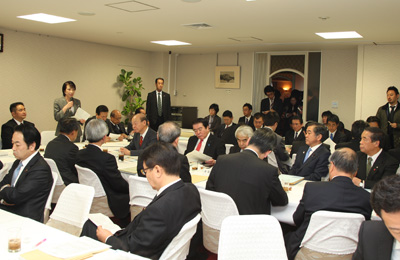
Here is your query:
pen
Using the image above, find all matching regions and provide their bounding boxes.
[35,238,47,247]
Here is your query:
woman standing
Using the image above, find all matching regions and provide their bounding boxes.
[54,81,84,142]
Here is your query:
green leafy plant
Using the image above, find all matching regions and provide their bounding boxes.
[118,69,146,124]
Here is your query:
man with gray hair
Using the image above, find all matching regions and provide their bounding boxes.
[76,119,130,223]
[285,148,372,260]
[229,125,254,153]
[206,128,288,215]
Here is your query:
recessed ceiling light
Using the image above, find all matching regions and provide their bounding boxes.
[17,13,76,24]
[316,31,363,39]
[151,40,192,46]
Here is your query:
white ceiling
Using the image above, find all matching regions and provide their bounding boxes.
[1,0,400,54]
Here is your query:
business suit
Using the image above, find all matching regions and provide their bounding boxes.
[44,134,79,185]
[81,180,201,259]
[265,130,290,174]
[76,145,129,219]
[328,130,347,144]
[184,134,226,160]
[204,115,221,134]
[146,90,171,131]
[285,129,305,145]
[107,121,128,135]
[376,101,400,148]
[229,145,241,154]
[352,221,394,260]
[0,153,52,222]
[53,96,82,142]
[124,127,157,156]
[261,97,283,115]
[285,176,372,260]
[238,115,255,130]
[289,144,330,181]
[1,119,35,149]
[356,150,398,189]
[215,123,237,145]
[206,150,288,215]
[335,138,361,152]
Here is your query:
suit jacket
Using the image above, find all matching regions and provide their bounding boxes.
[204,115,221,134]
[44,134,79,185]
[356,150,398,189]
[265,131,290,174]
[215,123,237,145]
[328,130,347,144]
[125,127,158,156]
[76,145,129,219]
[289,144,330,181]
[352,221,394,260]
[107,121,128,135]
[184,134,226,160]
[285,129,305,145]
[53,96,82,141]
[335,138,361,152]
[0,153,52,222]
[285,176,372,260]
[146,90,171,130]
[238,115,255,130]
[206,150,288,215]
[377,101,400,148]
[261,97,283,115]
[106,180,201,259]
[1,119,35,149]
[229,145,241,154]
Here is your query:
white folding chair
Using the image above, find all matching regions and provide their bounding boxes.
[198,188,239,254]
[46,183,94,236]
[218,215,288,260]
[44,158,66,204]
[296,210,365,259]
[160,214,201,260]
[75,165,114,217]
[41,130,56,146]
[128,175,157,221]
[225,144,234,154]
[43,170,58,223]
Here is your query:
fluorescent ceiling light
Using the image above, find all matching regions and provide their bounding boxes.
[316,31,363,39]
[151,40,191,46]
[17,13,76,24]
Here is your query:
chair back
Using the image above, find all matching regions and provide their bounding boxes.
[75,165,106,197]
[44,158,66,203]
[43,170,58,223]
[225,144,234,154]
[160,214,201,260]
[218,215,288,260]
[128,175,157,207]
[300,210,365,255]
[41,130,56,146]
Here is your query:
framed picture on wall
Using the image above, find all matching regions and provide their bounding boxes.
[0,34,3,52]
[215,66,240,89]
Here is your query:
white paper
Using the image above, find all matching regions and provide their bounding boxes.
[185,150,212,163]
[89,213,121,234]
[109,133,121,141]
[73,107,91,121]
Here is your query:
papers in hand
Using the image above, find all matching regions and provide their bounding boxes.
[89,213,121,234]
[186,150,212,163]
[109,133,121,141]
[73,107,91,121]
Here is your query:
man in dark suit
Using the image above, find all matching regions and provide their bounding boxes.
[184,118,226,166]
[327,114,347,144]
[44,118,79,185]
[260,85,283,116]
[120,113,157,156]
[353,175,400,260]
[285,148,372,260]
[1,102,35,149]
[206,128,288,215]
[215,110,237,145]
[204,103,221,134]
[146,77,171,131]
[367,116,392,151]
[107,109,128,141]
[238,103,255,130]
[285,115,305,145]
[335,120,369,152]
[81,142,201,259]
[352,127,398,189]
[82,105,110,142]
[0,124,52,222]
[77,119,129,220]
[289,122,330,181]
[229,125,254,154]
[137,121,191,183]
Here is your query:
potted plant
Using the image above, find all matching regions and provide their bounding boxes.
[118,69,146,124]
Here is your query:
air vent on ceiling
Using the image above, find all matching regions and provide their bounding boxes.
[105,1,159,12]
[228,37,263,42]
[183,23,212,29]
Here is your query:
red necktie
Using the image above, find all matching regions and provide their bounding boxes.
[196,139,203,151]
[140,136,143,147]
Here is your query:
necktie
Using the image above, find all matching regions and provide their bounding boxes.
[294,131,298,139]
[139,136,143,147]
[196,139,203,151]
[390,106,395,122]
[270,99,274,110]
[245,118,249,125]
[330,133,333,140]
[366,157,373,178]
[11,162,23,187]
[157,93,162,117]
[303,147,312,163]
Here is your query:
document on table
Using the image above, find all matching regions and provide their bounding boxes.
[279,174,304,185]
[73,107,91,121]
[186,150,212,163]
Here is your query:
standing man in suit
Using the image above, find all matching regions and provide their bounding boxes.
[229,125,254,154]
[353,175,400,260]
[261,85,283,116]
[285,148,372,260]
[238,103,255,130]
[204,103,221,134]
[184,118,226,166]
[289,122,330,181]
[44,118,79,185]
[352,127,398,189]
[376,86,400,148]
[215,110,237,145]
[1,102,35,149]
[82,105,110,142]
[81,142,201,259]
[327,114,347,144]
[107,109,128,141]
[146,77,171,131]
[0,124,52,222]
[285,115,305,145]
[206,128,288,215]
[77,119,129,222]
[120,113,157,156]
